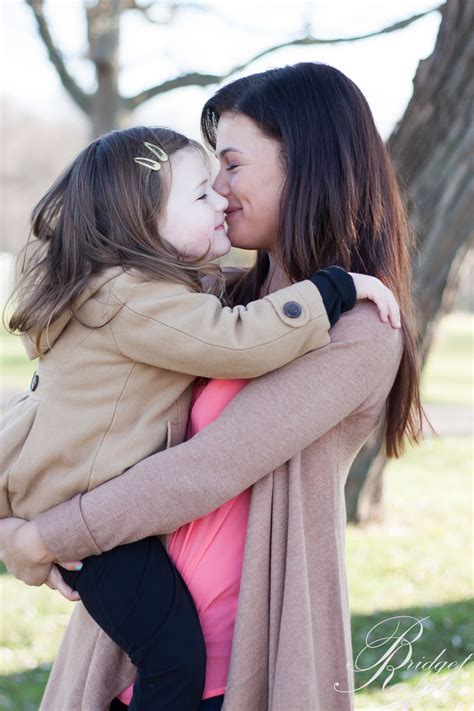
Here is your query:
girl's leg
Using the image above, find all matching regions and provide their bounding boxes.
[59,536,206,711]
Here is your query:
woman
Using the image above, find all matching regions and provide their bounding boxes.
[1,62,422,711]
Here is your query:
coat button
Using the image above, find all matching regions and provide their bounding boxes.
[30,373,39,391]
[283,301,302,318]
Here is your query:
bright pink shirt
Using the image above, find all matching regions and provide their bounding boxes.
[117,378,250,705]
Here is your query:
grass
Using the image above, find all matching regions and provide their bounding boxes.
[0,310,472,709]
[348,435,473,709]
[0,327,35,395]
[421,312,473,406]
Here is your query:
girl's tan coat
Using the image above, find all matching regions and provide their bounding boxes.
[1,267,330,519]
[35,301,403,711]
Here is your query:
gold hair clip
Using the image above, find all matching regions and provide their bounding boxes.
[134,141,169,171]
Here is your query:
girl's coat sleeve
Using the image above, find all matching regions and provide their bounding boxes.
[110,278,331,378]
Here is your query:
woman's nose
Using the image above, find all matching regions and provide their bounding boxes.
[216,193,228,211]
[212,170,229,197]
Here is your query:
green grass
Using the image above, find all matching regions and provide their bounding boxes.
[348,436,473,709]
[0,328,35,395]
[0,310,472,709]
[421,312,473,405]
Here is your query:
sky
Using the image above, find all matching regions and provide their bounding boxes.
[0,0,442,141]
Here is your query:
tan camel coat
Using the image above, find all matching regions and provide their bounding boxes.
[35,301,403,710]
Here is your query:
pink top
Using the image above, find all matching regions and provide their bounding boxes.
[117,378,250,704]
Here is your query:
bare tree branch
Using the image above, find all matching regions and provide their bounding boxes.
[128,3,444,109]
[230,4,445,68]
[25,0,91,114]
[127,0,208,25]
[127,72,222,109]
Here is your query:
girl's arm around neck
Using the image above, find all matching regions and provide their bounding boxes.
[111,275,331,379]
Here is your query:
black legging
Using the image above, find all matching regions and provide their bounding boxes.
[110,693,225,710]
[59,536,207,710]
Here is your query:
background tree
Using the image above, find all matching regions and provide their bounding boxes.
[26,0,440,137]
[21,0,474,522]
[348,0,473,523]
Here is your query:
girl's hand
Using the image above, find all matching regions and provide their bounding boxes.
[45,564,81,602]
[349,273,401,328]
[0,518,82,596]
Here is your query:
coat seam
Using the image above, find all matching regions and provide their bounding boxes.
[86,362,138,490]
[117,304,329,352]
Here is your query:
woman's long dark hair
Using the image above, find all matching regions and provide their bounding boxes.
[201,62,424,458]
[8,126,223,340]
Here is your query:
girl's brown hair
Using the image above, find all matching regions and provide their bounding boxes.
[8,126,223,337]
[201,62,424,458]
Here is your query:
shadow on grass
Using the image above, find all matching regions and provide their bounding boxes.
[350,598,474,697]
[0,599,472,709]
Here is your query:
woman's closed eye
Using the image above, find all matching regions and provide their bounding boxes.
[226,164,239,171]
[197,193,208,200]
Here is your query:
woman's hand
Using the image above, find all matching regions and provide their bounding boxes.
[0,518,82,600]
[349,273,401,328]
[0,518,52,585]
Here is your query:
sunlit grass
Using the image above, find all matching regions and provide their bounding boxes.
[347,436,473,709]
[0,326,35,394]
[421,312,473,405]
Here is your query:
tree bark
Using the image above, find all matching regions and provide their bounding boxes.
[346,0,474,524]
[86,0,127,136]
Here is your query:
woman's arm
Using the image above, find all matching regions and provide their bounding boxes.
[32,302,402,562]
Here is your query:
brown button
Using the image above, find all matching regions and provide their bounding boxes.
[30,373,39,391]
[283,301,302,318]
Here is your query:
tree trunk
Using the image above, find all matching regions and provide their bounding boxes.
[87,0,127,137]
[345,0,474,524]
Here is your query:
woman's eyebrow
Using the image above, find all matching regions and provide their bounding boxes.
[216,147,243,158]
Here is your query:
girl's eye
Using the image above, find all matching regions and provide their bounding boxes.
[197,193,208,200]
[226,164,239,171]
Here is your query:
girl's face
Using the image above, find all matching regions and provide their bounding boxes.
[158,147,230,260]
[212,113,286,253]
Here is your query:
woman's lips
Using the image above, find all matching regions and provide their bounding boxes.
[225,207,242,221]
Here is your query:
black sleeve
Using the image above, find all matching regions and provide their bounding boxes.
[309,266,357,327]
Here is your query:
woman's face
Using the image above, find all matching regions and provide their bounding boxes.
[212,112,286,252]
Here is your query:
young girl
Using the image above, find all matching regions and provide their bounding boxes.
[1,126,399,710]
